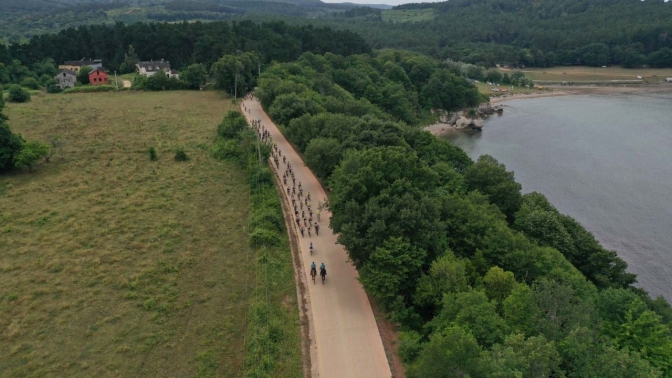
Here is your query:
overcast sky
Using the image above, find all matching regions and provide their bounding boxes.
[321,0,446,5]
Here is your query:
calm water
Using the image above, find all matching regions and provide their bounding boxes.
[444,92,672,302]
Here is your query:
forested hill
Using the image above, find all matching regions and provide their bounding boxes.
[327,0,672,68]
[0,0,352,43]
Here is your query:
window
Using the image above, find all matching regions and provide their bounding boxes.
[63,73,66,77]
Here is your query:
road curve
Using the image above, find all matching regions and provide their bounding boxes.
[241,97,392,378]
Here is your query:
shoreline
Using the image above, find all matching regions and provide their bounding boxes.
[425,84,672,136]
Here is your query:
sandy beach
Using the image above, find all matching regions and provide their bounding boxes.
[491,83,672,103]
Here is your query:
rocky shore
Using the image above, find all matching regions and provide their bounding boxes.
[425,102,504,135]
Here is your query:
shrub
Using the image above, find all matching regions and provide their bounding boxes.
[249,228,281,247]
[217,110,248,139]
[467,108,477,118]
[62,85,115,94]
[249,208,284,233]
[248,165,274,189]
[15,140,49,171]
[211,139,242,161]
[149,146,158,161]
[7,85,31,103]
[45,79,62,94]
[174,148,189,161]
[21,77,40,90]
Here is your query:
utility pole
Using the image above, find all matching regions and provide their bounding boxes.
[114,71,118,90]
[258,64,261,76]
[234,73,237,99]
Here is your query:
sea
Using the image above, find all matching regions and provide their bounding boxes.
[443,91,672,302]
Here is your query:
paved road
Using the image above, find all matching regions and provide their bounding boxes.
[241,98,392,378]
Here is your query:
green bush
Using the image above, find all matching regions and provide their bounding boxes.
[398,331,423,363]
[45,79,62,94]
[211,139,243,161]
[217,110,248,139]
[20,77,40,90]
[148,146,158,161]
[249,207,284,233]
[62,85,115,94]
[174,148,189,161]
[7,85,31,103]
[248,165,274,189]
[249,228,281,247]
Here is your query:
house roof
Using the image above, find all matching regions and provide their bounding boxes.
[89,68,108,75]
[63,59,102,66]
[170,69,178,74]
[137,61,171,72]
[56,69,77,76]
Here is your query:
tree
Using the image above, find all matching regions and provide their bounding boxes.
[414,251,468,314]
[15,140,48,171]
[210,53,260,96]
[20,77,40,90]
[483,266,516,304]
[359,237,426,308]
[435,290,510,347]
[180,63,207,89]
[304,137,343,180]
[77,65,93,85]
[408,326,481,378]
[119,45,139,74]
[7,84,30,103]
[0,97,24,172]
[558,327,662,378]
[464,154,522,222]
[45,134,65,162]
[480,333,563,377]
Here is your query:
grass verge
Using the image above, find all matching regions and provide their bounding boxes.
[212,111,302,378]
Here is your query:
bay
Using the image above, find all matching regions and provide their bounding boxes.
[443,92,672,302]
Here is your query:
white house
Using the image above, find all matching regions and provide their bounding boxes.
[666,78,672,83]
[54,69,77,89]
[136,60,172,77]
[169,69,179,80]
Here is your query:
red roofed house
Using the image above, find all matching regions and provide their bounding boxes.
[89,68,109,86]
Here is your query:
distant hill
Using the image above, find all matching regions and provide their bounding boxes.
[0,0,354,42]
[318,0,672,68]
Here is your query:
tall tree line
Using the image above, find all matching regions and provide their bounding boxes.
[0,20,371,72]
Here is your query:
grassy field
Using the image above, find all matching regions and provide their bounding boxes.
[0,91,301,377]
[509,66,672,82]
[382,8,435,23]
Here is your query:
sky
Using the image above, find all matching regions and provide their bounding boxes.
[320,0,446,5]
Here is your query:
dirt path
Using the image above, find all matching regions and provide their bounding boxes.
[241,98,392,378]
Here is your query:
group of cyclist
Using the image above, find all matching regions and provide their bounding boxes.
[249,98,328,284]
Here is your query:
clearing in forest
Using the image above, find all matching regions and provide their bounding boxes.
[0,91,300,377]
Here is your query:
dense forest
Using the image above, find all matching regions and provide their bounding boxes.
[0,20,370,76]
[323,0,672,68]
[249,51,672,377]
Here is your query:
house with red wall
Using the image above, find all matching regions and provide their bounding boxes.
[89,69,109,86]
